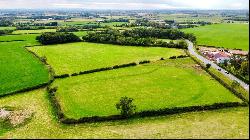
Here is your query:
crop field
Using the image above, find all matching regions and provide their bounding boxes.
[51,58,241,119]
[182,23,249,50]
[29,42,185,75]
[0,34,50,96]
[12,29,56,34]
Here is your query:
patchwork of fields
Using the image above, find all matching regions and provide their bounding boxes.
[0,25,249,138]
[182,24,249,50]
[29,42,185,75]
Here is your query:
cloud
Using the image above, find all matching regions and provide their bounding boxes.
[0,0,248,9]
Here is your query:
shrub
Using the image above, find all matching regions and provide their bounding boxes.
[139,60,150,64]
[54,74,70,79]
[206,63,211,69]
[71,73,79,76]
[231,80,240,88]
[116,97,136,118]
[169,56,177,59]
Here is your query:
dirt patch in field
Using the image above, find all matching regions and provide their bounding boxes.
[0,107,33,127]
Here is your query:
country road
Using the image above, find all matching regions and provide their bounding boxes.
[186,40,249,91]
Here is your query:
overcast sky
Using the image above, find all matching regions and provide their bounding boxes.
[0,0,249,10]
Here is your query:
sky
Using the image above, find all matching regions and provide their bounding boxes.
[0,0,249,10]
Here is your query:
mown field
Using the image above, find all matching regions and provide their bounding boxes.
[29,42,185,75]
[51,58,241,119]
[0,34,50,96]
[0,89,248,139]
[182,23,249,50]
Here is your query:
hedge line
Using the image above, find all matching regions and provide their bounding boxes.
[188,53,249,103]
[0,40,25,42]
[0,82,50,98]
[46,86,65,120]
[55,55,189,79]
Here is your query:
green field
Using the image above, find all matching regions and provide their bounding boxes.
[51,58,241,119]
[12,29,56,34]
[72,31,88,37]
[182,23,249,50]
[0,34,50,96]
[0,89,248,138]
[0,27,16,30]
[0,34,39,45]
[29,42,185,75]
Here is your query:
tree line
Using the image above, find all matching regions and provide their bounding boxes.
[36,32,81,45]
[82,28,195,48]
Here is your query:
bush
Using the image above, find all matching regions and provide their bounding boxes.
[54,74,70,79]
[36,32,81,45]
[169,56,177,59]
[139,60,150,64]
[116,97,136,118]
[177,55,188,58]
[206,63,211,69]
[231,80,240,88]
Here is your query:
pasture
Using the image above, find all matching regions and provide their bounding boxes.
[29,42,185,75]
[0,34,50,96]
[0,88,248,138]
[12,29,56,34]
[51,58,241,119]
[182,23,249,50]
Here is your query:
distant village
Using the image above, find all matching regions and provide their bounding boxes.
[198,46,248,64]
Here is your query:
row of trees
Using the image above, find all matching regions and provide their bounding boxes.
[56,26,79,32]
[82,28,190,48]
[103,18,129,23]
[0,30,14,35]
[121,28,196,42]
[219,55,249,83]
[0,19,14,27]
[36,32,81,45]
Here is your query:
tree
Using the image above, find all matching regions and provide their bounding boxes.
[240,61,249,76]
[206,63,211,69]
[116,97,136,118]
[231,80,240,88]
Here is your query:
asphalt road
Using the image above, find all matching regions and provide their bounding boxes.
[186,40,249,91]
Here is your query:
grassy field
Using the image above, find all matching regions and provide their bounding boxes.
[72,31,88,37]
[182,23,249,50]
[0,27,16,30]
[0,89,248,139]
[51,58,241,118]
[12,29,56,34]
[0,34,39,45]
[29,42,185,75]
[0,34,50,96]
